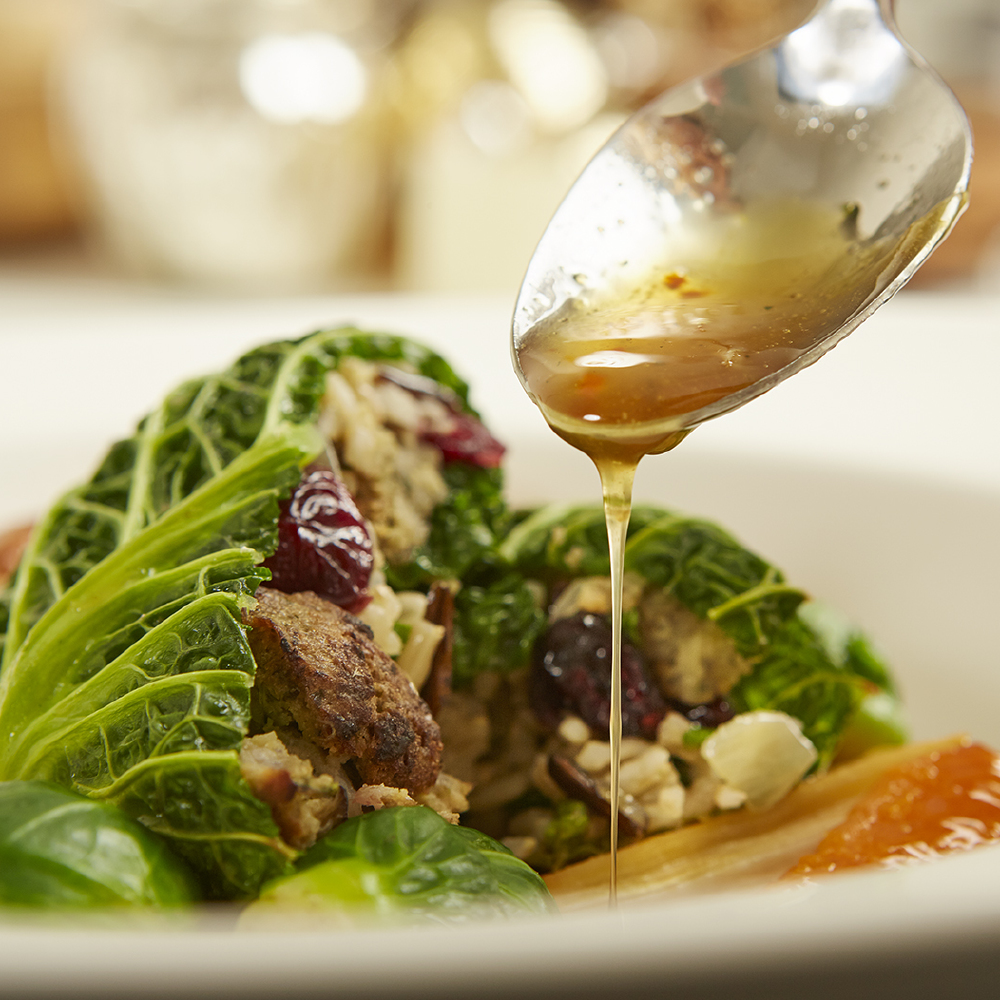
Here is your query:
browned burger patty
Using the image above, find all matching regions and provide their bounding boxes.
[245,587,443,793]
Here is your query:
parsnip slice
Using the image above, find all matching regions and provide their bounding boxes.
[544,736,964,910]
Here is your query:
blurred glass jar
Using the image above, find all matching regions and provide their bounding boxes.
[390,0,649,293]
[0,0,83,245]
[388,0,831,294]
[61,0,413,291]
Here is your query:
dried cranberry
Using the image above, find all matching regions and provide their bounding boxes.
[377,365,463,409]
[669,697,735,730]
[375,364,505,469]
[421,410,505,469]
[263,469,374,613]
[530,612,666,739]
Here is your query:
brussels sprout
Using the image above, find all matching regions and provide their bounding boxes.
[0,781,197,908]
[245,807,556,924]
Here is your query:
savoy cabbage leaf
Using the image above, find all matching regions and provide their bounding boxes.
[501,503,805,660]
[0,430,312,897]
[450,570,547,687]
[624,511,806,660]
[497,502,898,763]
[499,503,668,579]
[0,328,497,899]
[0,329,482,668]
[728,602,902,770]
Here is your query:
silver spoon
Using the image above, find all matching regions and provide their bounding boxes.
[511,0,972,438]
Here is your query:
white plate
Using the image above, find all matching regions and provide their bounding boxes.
[1,291,999,998]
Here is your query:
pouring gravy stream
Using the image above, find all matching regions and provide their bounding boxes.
[514,196,947,906]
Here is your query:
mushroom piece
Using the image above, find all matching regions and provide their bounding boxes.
[547,754,646,839]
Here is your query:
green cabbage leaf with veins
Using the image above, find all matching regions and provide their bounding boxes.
[498,503,905,769]
[0,329,506,901]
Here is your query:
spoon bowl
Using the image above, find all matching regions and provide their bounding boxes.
[512,0,972,439]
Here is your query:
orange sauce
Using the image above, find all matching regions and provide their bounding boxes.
[788,742,1000,876]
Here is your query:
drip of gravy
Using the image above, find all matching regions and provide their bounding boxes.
[515,195,946,906]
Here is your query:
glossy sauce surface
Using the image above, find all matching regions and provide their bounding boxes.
[516,198,945,467]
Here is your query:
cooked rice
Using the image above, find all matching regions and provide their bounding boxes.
[319,360,449,565]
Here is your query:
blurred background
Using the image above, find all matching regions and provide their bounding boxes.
[1,0,999,298]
